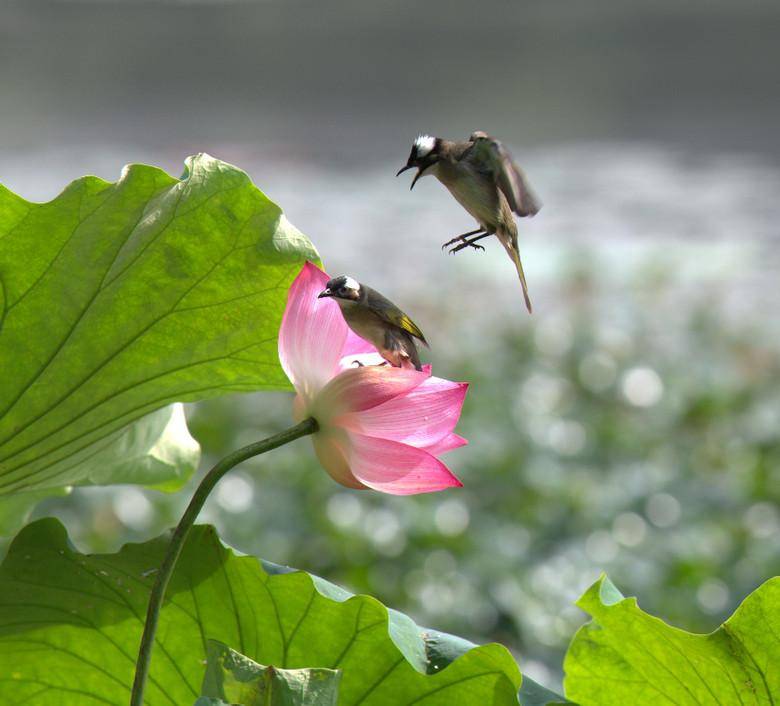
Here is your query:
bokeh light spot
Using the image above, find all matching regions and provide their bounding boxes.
[645,493,681,528]
[744,502,780,539]
[696,578,729,614]
[612,512,647,547]
[326,493,364,529]
[112,488,153,531]
[435,499,470,536]
[621,366,664,407]
[215,474,254,513]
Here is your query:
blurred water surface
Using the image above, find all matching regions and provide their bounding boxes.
[2,0,779,692]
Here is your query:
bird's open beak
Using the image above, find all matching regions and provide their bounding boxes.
[317,288,332,299]
[397,162,428,189]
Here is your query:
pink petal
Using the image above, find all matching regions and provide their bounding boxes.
[425,433,468,456]
[312,430,367,490]
[313,366,427,423]
[345,432,463,495]
[339,377,468,452]
[278,262,348,400]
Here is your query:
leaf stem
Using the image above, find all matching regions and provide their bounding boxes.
[130,416,318,706]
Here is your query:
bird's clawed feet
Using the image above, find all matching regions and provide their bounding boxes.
[449,239,485,254]
[441,235,465,250]
[442,236,487,254]
[442,233,488,254]
[441,228,486,253]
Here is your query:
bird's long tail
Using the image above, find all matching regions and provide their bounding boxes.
[498,229,533,313]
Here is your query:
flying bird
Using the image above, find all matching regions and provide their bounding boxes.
[318,275,428,371]
[397,131,541,313]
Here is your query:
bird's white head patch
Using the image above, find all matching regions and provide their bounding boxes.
[341,276,360,292]
[414,134,436,158]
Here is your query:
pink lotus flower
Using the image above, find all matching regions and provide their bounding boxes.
[278,262,467,494]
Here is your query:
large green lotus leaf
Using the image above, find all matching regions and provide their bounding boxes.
[201,640,341,705]
[564,574,780,705]
[0,519,523,705]
[0,154,317,494]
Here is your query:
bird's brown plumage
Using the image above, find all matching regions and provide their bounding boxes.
[336,284,427,371]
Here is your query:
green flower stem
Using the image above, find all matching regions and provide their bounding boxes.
[130,416,318,706]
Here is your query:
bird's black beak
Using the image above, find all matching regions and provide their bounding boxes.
[410,168,425,190]
[395,164,414,177]
[317,288,332,299]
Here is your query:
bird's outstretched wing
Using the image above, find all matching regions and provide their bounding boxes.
[466,133,542,217]
[365,288,428,346]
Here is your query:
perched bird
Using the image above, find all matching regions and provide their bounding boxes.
[318,275,428,371]
[396,131,541,313]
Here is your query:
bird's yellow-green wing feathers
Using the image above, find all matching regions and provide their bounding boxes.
[393,311,428,345]
[365,288,428,346]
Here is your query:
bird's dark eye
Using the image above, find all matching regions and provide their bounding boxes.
[339,287,348,295]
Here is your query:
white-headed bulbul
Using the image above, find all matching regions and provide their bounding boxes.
[318,275,428,371]
[397,131,541,313]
